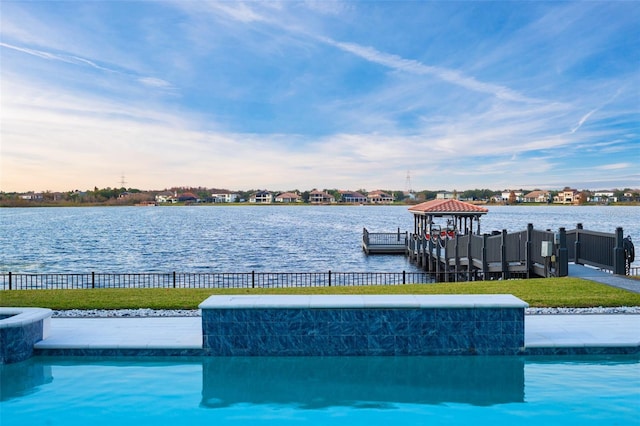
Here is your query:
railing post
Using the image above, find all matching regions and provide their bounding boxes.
[8,272,12,290]
[252,271,255,288]
[328,270,332,287]
[613,227,625,275]
[525,223,533,278]
[402,270,406,284]
[435,237,441,282]
[557,227,568,277]
[467,234,472,282]
[482,234,489,280]
[575,223,583,265]
[501,229,509,280]
[92,271,95,289]
[173,271,176,288]
[454,235,461,282]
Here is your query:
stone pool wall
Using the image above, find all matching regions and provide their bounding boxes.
[199,295,528,356]
[0,308,52,364]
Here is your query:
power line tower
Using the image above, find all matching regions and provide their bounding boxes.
[405,170,413,194]
[119,173,127,189]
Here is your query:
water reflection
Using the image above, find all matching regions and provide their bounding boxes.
[3,355,638,412]
[0,358,52,401]
[200,356,526,408]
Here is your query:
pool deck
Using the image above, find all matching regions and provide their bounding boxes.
[33,314,640,356]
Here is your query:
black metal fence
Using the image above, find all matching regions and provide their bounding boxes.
[0,271,432,290]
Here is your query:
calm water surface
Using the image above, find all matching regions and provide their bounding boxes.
[1,355,638,425]
[0,205,638,273]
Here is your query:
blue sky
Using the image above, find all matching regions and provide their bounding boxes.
[1,1,638,193]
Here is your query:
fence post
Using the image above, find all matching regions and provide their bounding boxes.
[501,229,509,280]
[251,271,255,288]
[575,223,583,265]
[8,272,11,290]
[613,227,625,275]
[173,271,176,288]
[403,270,406,284]
[557,227,568,277]
[92,271,95,289]
[328,270,332,287]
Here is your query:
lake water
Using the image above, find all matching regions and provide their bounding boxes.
[0,205,638,274]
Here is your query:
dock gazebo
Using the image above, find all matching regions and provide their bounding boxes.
[408,199,488,238]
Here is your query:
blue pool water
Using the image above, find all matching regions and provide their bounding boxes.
[1,355,638,425]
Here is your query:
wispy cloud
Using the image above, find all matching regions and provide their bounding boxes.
[1,42,114,72]
[596,163,631,171]
[1,42,175,93]
[138,77,173,89]
[319,38,539,103]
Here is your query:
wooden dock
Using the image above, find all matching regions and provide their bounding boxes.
[362,228,407,254]
[362,199,633,282]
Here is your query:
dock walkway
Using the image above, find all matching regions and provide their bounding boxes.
[568,264,640,294]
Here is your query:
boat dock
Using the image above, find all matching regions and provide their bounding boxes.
[363,199,635,282]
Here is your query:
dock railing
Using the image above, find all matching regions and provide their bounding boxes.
[567,224,627,274]
[406,223,632,280]
[362,228,407,254]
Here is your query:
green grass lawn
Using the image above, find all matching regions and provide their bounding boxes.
[1,277,639,310]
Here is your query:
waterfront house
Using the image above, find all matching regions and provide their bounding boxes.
[309,190,335,204]
[501,190,523,203]
[339,190,367,204]
[178,192,199,203]
[367,190,394,204]
[436,191,455,200]
[275,192,301,203]
[211,190,239,203]
[404,191,417,201]
[18,192,43,201]
[591,191,616,204]
[523,190,551,203]
[554,188,581,204]
[155,191,175,203]
[249,191,273,204]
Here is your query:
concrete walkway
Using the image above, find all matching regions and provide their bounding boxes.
[34,314,640,354]
[569,263,640,293]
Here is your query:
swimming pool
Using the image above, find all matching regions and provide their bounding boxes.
[1,355,638,425]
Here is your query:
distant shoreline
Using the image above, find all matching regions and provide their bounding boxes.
[0,200,640,208]
[1,201,639,208]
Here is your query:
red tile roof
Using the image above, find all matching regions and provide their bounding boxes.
[408,199,488,215]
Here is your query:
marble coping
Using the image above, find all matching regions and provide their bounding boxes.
[0,307,53,338]
[199,294,529,310]
[0,307,53,327]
